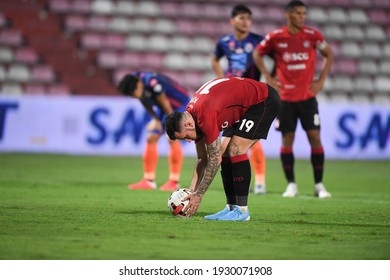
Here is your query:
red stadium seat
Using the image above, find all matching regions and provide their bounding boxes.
[367,10,389,25]
[24,84,47,95]
[159,2,181,18]
[102,34,125,50]
[14,48,40,65]
[49,0,70,13]
[143,53,164,69]
[334,59,358,75]
[97,51,119,69]
[86,16,109,32]
[81,33,103,49]
[0,29,24,47]
[70,0,91,14]
[48,84,71,95]
[65,15,87,32]
[31,65,56,83]
[119,52,144,68]
[374,0,390,8]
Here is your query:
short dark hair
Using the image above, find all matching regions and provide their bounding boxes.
[285,0,306,12]
[231,4,252,18]
[117,74,139,96]
[164,112,184,140]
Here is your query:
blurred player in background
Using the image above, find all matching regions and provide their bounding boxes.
[117,72,191,191]
[164,77,281,220]
[253,0,333,198]
[211,4,268,195]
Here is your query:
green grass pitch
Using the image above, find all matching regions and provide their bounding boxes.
[0,153,389,260]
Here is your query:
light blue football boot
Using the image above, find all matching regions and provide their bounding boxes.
[217,206,250,221]
[204,207,231,220]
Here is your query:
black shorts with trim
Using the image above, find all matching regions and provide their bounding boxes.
[222,85,281,140]
[275,97,320,133]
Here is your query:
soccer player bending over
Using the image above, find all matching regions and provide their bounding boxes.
[118,72,191,192]
[164,77,281,221]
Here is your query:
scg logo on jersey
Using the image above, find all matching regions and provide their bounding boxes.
[283,52,309,62]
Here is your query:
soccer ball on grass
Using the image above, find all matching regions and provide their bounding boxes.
[167,188,193,218]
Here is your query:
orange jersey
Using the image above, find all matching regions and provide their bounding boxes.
[256,26,326,102]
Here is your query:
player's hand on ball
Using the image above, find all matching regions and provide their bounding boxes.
[183,192,203,216]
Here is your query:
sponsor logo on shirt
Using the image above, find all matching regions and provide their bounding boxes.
[229,40,235,51]
[153,84,162,93]
[287,64,306,70]
[304,28,315,34]
[245,43,254,53]
[282,52,309,62]
[278,43,288,48]
[222,121,229,129]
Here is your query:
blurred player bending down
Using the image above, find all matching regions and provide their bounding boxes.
[117,72,191,191]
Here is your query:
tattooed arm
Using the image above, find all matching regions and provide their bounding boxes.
[185,136,222,216]
[188,137,208,192]
[197,137,222,195]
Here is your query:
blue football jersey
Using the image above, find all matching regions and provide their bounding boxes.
[214,32,263,81]
[132,72,191,113]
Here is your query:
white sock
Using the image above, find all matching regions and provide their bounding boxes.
[237,206,248,212]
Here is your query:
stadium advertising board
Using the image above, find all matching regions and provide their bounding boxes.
[0,96,389,160]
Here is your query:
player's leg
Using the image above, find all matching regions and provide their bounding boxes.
[204,135,235,220]
[128,119,161,190]
[250,141,267,194]
[217,86,280,221]
[281,131,298,197]
[161,102,188,191]
[301,98,331,198]
[216,136,255,221]
[276,101,299,197]
[160,139,182,191]
[307,130,330,198]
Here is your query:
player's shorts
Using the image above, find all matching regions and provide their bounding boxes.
[274,97,320,133]
[222,85,281,140]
